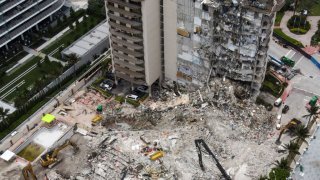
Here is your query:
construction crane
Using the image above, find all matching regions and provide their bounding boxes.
[40,140,79,168]
[22,162,37,180]
[194,139,231,180]
[276,118,301,144]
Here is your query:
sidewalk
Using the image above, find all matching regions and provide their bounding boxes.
[6,16,85,74]
[280,11,320,46]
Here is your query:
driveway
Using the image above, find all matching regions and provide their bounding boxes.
[280,11,320,46]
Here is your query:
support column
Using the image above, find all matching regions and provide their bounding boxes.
[36,24,39,31]
[20,34,24,41]
[148,85,152,97]
[50,15,53,21]
[5,44,9,50]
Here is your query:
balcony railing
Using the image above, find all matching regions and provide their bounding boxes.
[0,0,57,37]
[110,29,142,42]
[115,72,145,85]
[109,21,142,34]
[0,0,45,27]
[0,0,26,15]
[108,0,141,10]
[108,13,142,27]
[0,0,64,48]
[107,5,141,18]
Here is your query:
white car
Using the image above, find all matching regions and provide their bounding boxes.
[277,114,282,121]
[126,94,138,101]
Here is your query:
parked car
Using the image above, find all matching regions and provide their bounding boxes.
[100,79,114,91]
[132,89,145,98]
[282,105,289,114]
[137,85,148,93]
[126,94,138,101]
[277,114,282,121]
[274,98,282,107]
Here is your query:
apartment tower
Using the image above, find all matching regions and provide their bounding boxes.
[105,0,284,98]
[105,0,161,90]
[0,0,65,49]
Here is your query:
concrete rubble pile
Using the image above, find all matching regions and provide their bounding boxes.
[46,79,280,179]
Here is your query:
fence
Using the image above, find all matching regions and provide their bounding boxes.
[0,56,107,151]
[273,32,320,70]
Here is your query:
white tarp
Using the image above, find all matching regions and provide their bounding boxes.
[0,150,15,161]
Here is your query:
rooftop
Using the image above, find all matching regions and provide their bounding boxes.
[62,20,109,57]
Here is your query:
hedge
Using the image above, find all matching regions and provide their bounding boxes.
[273,28,304,47]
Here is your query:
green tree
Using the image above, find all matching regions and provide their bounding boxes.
[69,23,74,30]
[269,168,290,180]
[282,141,300,162]
[273,158,291,171]
[75,19,80,27]
[87,0,105,18]
[303,106,320,127]
[67,53,79,77]
[258,175,268,180]
[70,7,75,19]
[0,107,9,125]
[293,124,310,144]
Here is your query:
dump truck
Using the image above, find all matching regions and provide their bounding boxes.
[281,56,295,67]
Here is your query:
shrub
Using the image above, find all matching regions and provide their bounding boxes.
[273,28,304,47]
[289,28,308,35]
[268,168,290,180]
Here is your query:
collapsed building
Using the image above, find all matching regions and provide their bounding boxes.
[105,0,285,98]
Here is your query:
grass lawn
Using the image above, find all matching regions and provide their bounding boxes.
[0,56,62,102]
[298,0,320,16]
[273,28,304,47]
[0,51,29,71]
[0,64,90,140]
[275,11,284,26]
[42,16,104,55]
[261,73,286,97]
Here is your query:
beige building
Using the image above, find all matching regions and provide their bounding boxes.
[105,0,284,97]
[105,0,161,88]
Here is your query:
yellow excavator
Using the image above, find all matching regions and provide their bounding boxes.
[276,118,301,144]
[22,162,37,180]
[40,140,79,168]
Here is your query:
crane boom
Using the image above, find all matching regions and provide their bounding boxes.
[194,139,231,180]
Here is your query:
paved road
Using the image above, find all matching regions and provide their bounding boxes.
[280,11,320,46]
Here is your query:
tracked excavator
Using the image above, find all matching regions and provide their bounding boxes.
[22,162,37,180]
[40,140,79,168]
[276,118,301,144]
[195,139,231,180]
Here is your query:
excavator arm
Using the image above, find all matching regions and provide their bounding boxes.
[22,163,37,180]
[195,139,231,180]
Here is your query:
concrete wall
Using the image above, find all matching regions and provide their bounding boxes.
[142,0,161,86]
[163,0,178,81]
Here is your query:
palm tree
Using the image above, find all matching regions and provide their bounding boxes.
[258,175,268,180]
[67,53,79,77]
[293,124,310,145]
[273,157,291,171]
[282,141,300,162]
[0,107,9,125]
[303,106,320,127]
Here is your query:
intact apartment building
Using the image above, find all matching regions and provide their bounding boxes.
[0,0,65,50]
[105,0,284,97]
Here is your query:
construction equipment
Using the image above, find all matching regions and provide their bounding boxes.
[92,114,103,123]
[22,162,37,180]
[306,96,318,109]
[194,139,231,180]
[150,151,164,161]
[281,56,295,67]
[276,119,301,143]
[40,140,79,168]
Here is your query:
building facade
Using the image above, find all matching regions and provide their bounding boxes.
[105,0,284,97]
[105,0,161,87]
[0,0,65,49]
